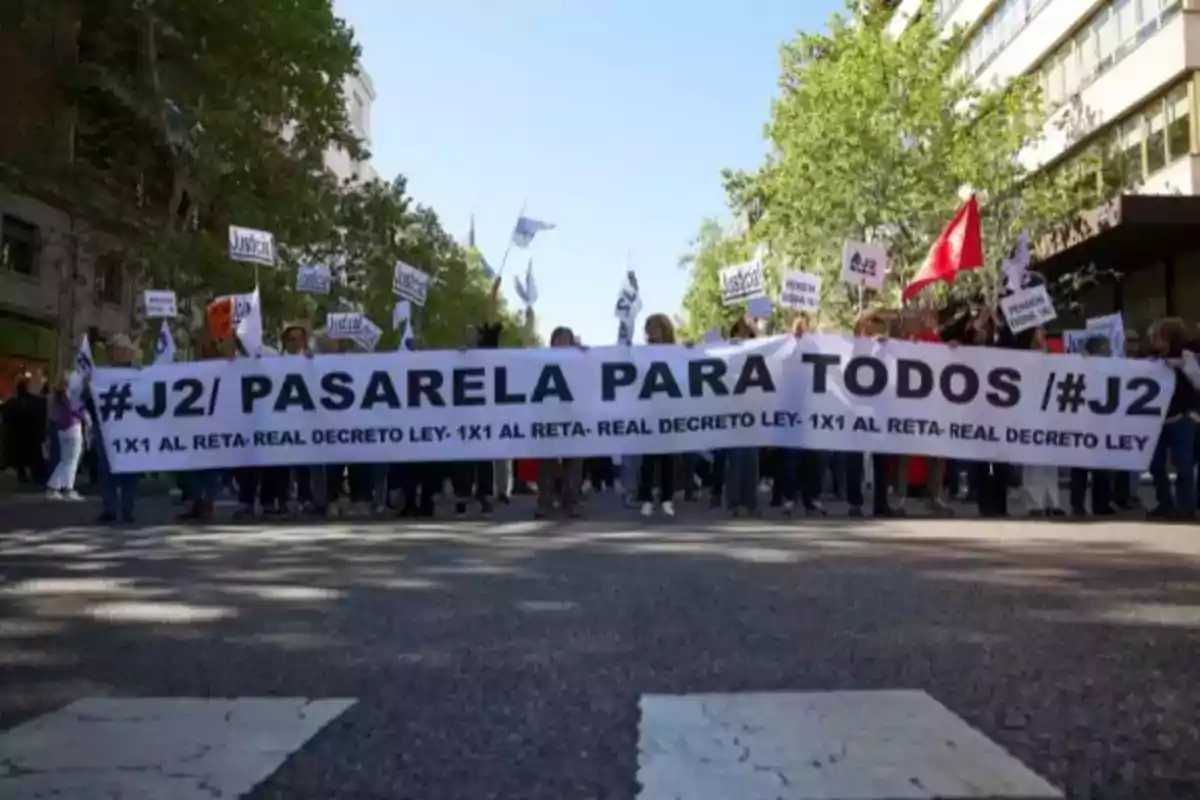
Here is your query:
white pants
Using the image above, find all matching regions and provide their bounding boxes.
[48,425,84,492]
[1023,465,1061,510]
[494,460,511,496]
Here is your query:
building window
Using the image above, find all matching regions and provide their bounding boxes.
[1117,116,1144,186]
[0,215,38,277]
[349,91,365,135]
[94,252,124,306]
[1036,0,1180,113]
[1165,83,1190,161]
[1146,102,1167,173]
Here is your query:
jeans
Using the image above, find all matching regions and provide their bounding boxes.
[1069,469,1113,513]
[97,439,139,519]
[972,461,1012,517]
[47,425,84,491]
[636,454,676,503]
[779,448,823,506]
[620,455,641,492]
[494,460,512,497]
[537,459,582,513]
[843,451,888,512]
[724,448,759,511]
[454,461,494,501]
[1151,417,1197,513]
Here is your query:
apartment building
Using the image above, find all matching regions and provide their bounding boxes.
[0,45,378,390]
[889,0,1198,332]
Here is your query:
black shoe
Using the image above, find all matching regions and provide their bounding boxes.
[96,512,117,525]
[803,502,827,517]
[497,494,510,505]
[848,506,864,518]
[454,502,467,516]
[1028,509,1045,518]
[874,506,905,518]
[479,498,494,515]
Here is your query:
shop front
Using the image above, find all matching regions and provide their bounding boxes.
[0,312,57,397]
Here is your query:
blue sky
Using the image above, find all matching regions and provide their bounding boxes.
[334,0,842,344]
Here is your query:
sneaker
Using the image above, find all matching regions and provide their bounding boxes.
[804,502,828,517]
[63,490,83,501]
[662,501,675,517]
[781,500,795,516]
[640,502,654,517]
[44,489,62,500]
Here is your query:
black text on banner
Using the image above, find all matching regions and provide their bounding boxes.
[88,336,1175,474]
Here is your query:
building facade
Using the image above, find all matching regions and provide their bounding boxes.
[0,44,378,391]
[889,0,1199,334]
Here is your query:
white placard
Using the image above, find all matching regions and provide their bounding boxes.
[143,290,177,319]
[779,270,821,312]
[1000,285,1057,334]
[297,265,332,294]
[841,241,888,290]
[718,259,766,307]
[228,225,276,266]
[352,317,383,352]
[1086,312,1125,357]
[91,335,1173,474]
[393,261,430,307]
[325,312,365,339]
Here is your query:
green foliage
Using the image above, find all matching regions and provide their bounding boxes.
[0,0,528,354]
[678,219,753,342]
[683,0,1096,332]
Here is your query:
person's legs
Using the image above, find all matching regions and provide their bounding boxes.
[57,428,84,492]
[871,454,892,515]
[972,461,994,516]
[1168,418,1197,515]
[777,448,799,507]
[97,442,119,520]
[1069,468,1089,514]
[118,473,139,521]
[742,449,761,512]
[561,458,583,514]
[1091,470,1114,514]
[636,455,656,504]
[658,454,676,506]
[725,450,747,512]
[493,460,511,499]
[1150,432,1174,513]
[536,460,560,516]
[843,451,865,511]
[991,462,1011,516]
[709,450,726,508]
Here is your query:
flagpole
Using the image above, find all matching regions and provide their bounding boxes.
[496,199,527,279]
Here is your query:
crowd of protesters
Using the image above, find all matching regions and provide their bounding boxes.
[3,286,1198,525]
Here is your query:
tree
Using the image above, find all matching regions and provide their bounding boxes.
[684,0,1098,332]
[678,219,753,342]
[0,1,531,355]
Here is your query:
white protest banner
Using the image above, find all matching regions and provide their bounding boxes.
[352,317,383,352]
[780,270,821,312]
[228,225,276,266]
[143,290,177,319]
[297,264,332,295]
[1000,285,1056,334]
[90,335,1173,474]
[842,241,887,290]
[719,259,766,306]
[393,261,430,307]
[1086,313,1125,356]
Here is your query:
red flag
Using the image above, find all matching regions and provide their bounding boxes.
[902,195,983,302]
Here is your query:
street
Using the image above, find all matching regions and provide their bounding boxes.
[1,496,1198,799]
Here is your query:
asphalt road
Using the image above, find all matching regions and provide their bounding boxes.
[1,494,1199,799]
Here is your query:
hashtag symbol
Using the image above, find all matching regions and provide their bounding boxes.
[97,383,134,421]
[1054,373,1088,413]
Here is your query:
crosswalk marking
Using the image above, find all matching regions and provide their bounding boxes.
[637,690,1063,799]
[0,697,355,799]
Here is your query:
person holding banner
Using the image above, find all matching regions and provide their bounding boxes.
[777,314,826,517]
[839,311,903,519]
[1147,318,1199,520]
[1068,336,1116,517]
[638,313,680,517]
[1020,327,1065,518]
[44,372,86,501]
[535,326,586,519]
[724,318,761,517]
[93,334,141,524]
[178,329,229,522]
[454,277,507,517]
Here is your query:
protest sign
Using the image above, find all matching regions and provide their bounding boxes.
[842,241,887,290]
[297,265,332,294]
[393,261,430,307]
[1000,285,1057,333]
[228,226,276,266]
[719,259,766,306]
[1086,313,1125,357]
[91,335,1173,474]
[143,290,177,319]
[779,270,821,312]
[326,313,366,339]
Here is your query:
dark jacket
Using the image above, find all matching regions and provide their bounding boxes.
[1164,342,1200,419]
[478,321,503,349]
